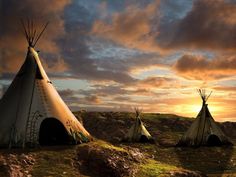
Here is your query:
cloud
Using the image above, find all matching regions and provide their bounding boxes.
[58,89,76,97]
[58,89,79,105]
[56,85,236,121]
[158,0,236,51]
[56,78,173,110]
[84,95,101,104]
[173,54,236,80]
[58,89,101,106]
[0,0,71,74]
[137,76,173,88]
[1,0,138,85]
[82,77,174,97]
[94,51,168,76]
[1,0,236,121]
[213,86,236,92]
[41,57,68,73]
[91,0,160,52]
[91,0,236,52]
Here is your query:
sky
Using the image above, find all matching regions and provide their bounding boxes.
[0,0,236,122]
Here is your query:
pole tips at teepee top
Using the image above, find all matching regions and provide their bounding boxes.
[197,89,212,103]
[134,107,142,118]
[21,19,49,47]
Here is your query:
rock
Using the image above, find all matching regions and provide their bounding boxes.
[77,141,143,177]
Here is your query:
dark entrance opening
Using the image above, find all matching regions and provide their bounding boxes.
[207,134,222,146]
[39,118,74,145]
[140,135,149,143]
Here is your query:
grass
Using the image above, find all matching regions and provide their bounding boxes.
[74,111,192,121]
[136,159,178,177]
[83,140,126,152]
[142,113,192,121]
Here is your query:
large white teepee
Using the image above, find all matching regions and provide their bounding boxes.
[125,108,153,143]
[177,89,232,147]
[0,21,91,148]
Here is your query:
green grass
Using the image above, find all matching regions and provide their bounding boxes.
[81,140,126,152]
[136,159,178,177]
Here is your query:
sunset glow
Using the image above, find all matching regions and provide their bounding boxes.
[1,0,236,122]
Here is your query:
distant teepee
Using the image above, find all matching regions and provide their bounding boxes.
[0,20,91,148]
[177,89,232,147]
[125,108,153,143]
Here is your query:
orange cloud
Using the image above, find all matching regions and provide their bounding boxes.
[0,0,71,74]
[213,86,236,92]
[91,1,160,52]
[84,95,101,104]
[41,57,68,73]
[136,76,173,88]
[173,54,236,80]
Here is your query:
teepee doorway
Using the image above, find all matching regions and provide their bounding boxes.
[207,134,222,146]
[39,118,73,145]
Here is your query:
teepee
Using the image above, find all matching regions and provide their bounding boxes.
[125,108,153,143]
[0,21,91,148]
[177,89,232,147]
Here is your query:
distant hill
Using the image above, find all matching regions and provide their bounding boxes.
[74,111,236,145]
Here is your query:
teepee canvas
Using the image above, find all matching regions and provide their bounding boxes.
[125,108,153,143]
[0,21,91,148]
[177,89,232,147]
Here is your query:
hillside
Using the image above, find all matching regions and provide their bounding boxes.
[0,112,235,176]
[77,112,236,145]
[77,111,236,176]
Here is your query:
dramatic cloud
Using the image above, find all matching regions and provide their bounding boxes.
[91,0,236,52]
[0,0,70,74]
[1,0,236,121]
[173,54,236,80]
[94,51,167,75]
[0,0,138,84]
[159,0,236,50]
[91,0,160,52]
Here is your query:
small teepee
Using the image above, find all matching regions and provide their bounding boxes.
[125,108,153,143]
[177,89,232,147]
[0,21,92,148]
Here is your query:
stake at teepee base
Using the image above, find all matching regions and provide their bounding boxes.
[124,108,154,143]
[177,89,233,147]
[0,20,92,148]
